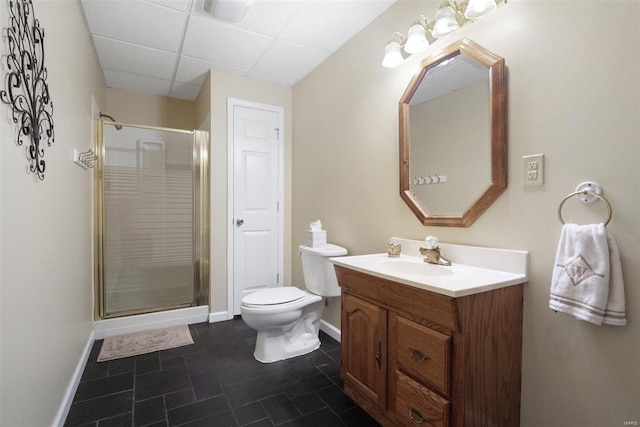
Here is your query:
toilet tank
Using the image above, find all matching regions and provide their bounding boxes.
[299,244,348,297]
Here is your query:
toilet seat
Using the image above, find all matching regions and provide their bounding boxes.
[242,287,306,307]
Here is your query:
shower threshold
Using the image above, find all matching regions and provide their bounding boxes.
[93,305,209,339]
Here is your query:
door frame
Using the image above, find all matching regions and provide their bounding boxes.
[226,98,284,319]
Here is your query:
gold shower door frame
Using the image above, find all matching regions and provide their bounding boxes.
[94,120,210,319]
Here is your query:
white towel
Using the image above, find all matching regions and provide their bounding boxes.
[549,223,626,326]
[602,233,627,325]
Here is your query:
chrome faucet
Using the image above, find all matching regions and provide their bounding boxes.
[419,236,451,266]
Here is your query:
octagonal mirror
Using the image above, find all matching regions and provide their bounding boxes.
[399,38,506,227]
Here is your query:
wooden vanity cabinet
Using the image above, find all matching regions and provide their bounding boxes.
[337,266,524,427]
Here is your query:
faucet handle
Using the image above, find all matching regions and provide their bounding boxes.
[424,236,439,249]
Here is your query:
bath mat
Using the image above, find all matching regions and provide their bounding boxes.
[97,325,194,362]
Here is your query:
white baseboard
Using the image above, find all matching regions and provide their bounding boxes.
[208,311,229,323]
[53,330,95,427]
[93,306,209,340]
[320,319,341,343]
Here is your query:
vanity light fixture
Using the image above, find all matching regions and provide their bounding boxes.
[382,32,406,68]
[404,16,430,55]
[382,0,505,68]
[432,0,460,38]
[464,0,497,19]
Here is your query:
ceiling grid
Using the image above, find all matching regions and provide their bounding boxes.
[80,0,396,100]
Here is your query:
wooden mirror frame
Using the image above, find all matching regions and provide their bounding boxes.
[399,38,506,227]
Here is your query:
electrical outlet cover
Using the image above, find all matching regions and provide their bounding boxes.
[523,154,544,186]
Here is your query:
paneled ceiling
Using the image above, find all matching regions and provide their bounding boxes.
[80,0,396,101]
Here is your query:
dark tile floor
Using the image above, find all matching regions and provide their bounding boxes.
[64,318,380,427]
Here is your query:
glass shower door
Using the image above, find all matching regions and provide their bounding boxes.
[96,122,208,318]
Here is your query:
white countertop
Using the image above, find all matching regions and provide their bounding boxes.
[330,238,528,298]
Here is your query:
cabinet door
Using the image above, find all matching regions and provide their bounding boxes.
[342,293,387,408]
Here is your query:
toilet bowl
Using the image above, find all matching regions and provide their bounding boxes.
[240,243,347,363]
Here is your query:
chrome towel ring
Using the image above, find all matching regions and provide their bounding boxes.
[557,182,612,226]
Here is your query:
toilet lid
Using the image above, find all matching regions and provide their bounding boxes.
[242,287,306,306]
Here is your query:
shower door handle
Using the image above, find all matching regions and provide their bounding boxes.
[236,218,244,226]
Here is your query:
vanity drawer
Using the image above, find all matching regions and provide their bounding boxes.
[394,315,450,396]
[395,370,449,427]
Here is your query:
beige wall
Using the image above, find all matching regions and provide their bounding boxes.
[105,87,197,130]
[195,73,211,131]
[293,0,639,425]
[208,71,293,314]
[0,1,105,425]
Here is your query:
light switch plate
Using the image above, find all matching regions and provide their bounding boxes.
[523,154,544,187]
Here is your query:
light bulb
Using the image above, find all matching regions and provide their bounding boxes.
[404,24,429,54]
[464,0,497,19]
[382,41,404,68]
[432,2,459,38]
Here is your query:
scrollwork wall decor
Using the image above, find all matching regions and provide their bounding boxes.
[1,0,54,180]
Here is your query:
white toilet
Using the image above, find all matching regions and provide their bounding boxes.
[240,243,348,363]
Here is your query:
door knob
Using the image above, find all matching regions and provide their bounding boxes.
[236,218,244,226]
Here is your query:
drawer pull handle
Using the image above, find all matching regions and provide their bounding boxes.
[375,341,382,370]
[409,407,425,424]
[410,348,430,363]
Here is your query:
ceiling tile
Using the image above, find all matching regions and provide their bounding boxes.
[145,0,192,12]
[81,0,187,52]
[175,55,247,84]
[360,0,397,12]
[81,0,399,100]
[170,81,203,100]
[252,39,330,81]
[427,56,488,91]
[410,83,452,105]
[278,0,386,52]
[93,36,177,80]
[182,15,273,69]
[190,0,302,36]
[210,62,250,77]
[233,0,303,36]
[104,69,172,96]
[175,55,249,85]
[175,56,213,85]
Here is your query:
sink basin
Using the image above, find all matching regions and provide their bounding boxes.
[377,260,453,277]
[330,245,528,298]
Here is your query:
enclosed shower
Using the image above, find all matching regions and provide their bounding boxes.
[94,120,209,319]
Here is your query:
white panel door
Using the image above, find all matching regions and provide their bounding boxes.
[232,103,281,315]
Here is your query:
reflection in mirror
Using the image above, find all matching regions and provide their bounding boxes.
[399,38,506,227]
[410,54,490,215]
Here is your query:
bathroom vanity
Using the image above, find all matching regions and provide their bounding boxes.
[332,238,527,426]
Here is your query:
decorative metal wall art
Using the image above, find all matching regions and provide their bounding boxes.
[1,0,54,180]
